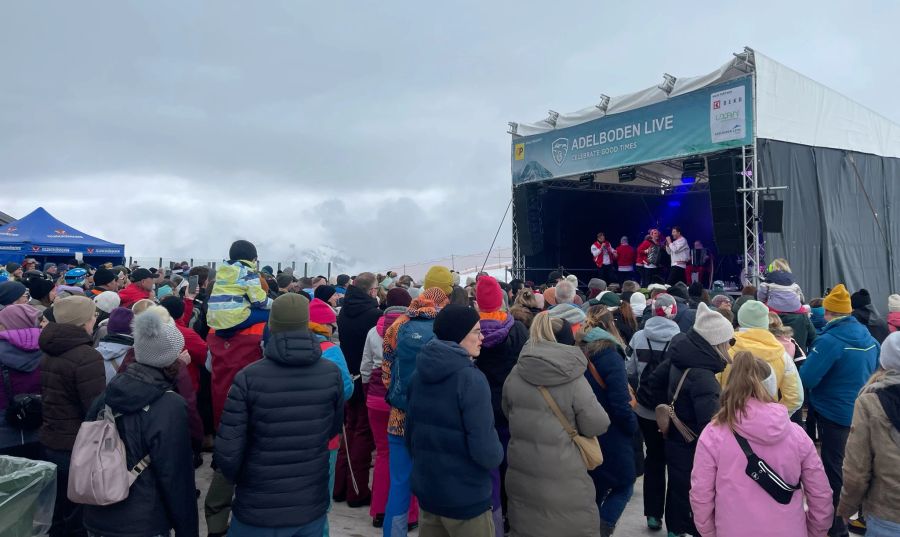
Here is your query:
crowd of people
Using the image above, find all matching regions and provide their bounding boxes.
[0,246,899,537]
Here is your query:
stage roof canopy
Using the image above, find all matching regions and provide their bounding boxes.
[0,207,124,258]
[510,47,900,186]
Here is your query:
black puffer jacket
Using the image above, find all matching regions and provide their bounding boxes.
[82,363,198,537]
[852,305,890,344]
[336,285,382,376]
[39,322,106,450]
[214,329,344,528]
[647,330,726,444]
[475,316,527,428]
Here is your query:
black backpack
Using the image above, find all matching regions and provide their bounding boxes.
[1,364,43,431]
[635,339,671,410]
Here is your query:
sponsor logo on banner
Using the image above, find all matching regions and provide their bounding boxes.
[0,246,21,251]
[514,143,525,161]
[32,246,41,252]
[551,138,569,166]
[710,86,746,143]
[87,248,94,254]
[47,229,85,239]
[89,248,122,255]
[0,226,19,237]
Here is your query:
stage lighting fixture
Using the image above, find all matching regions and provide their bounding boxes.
[658,73,677,94]
[595,94,611,113]
[680,172,696,184]
[545,110,560,128]
[682,158,705,173]
[507,122,518,135]
[668,200,682,208]
[618,168,637,183]
[579,173,594,184]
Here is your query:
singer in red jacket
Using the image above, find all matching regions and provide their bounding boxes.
[591,232,616,283]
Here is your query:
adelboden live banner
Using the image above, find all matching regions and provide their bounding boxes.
[511,75,752,184]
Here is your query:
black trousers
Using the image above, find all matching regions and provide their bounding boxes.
[639,416,666,519]
[666,266,686,286]
[664,439,698,536]
[42,447,86,537]
[818,416,851,537]
[599,264,616,285]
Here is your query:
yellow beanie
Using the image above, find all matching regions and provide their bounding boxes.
[423,266,453,295]
[823,283,852,314]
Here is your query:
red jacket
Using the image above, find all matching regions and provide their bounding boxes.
[118,283,151,309]
[592,240,615,269]
[616,244,636,268]
[636,239,655,266]
[176,300,208,392]
[208,325,264,428]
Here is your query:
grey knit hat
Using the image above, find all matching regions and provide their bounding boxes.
[693,302,734,346]
[132,310,185,368]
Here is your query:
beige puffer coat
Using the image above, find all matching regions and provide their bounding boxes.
[502,340,610,537]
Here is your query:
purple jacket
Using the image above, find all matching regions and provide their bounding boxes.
[0,328,42,449]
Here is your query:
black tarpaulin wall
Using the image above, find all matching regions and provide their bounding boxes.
[759,139,899,313]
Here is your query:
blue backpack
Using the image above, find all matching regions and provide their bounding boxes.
[386,318,435,411]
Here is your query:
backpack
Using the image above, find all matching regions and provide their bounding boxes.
[67,404,152,506]
[386,318,435,411]
[635,339,670,410]
[1,364,42,431]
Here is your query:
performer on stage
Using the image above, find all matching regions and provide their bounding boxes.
[686,240,711,288]
[615,236,636,284]
[665,226,690,286]
[591,232,616,283]
[636,229,662,287]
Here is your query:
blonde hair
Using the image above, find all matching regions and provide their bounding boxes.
[583,305,625,347]
[768,312,793,338]
[131,299,156,315]
[529,311,564,343]
[767,258,792,273]
[714,351,776,428]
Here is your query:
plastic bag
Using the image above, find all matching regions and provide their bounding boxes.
[0,455,57,537]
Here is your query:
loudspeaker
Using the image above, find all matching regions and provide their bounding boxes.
[707,153,744,255]
[762,200,784,233]
[513,184,544,256]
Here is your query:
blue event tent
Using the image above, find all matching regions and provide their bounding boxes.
[0,207,124,264]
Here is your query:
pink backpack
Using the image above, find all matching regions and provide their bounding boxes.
[67,404,152,506]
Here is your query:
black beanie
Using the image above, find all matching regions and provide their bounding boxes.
[229,240,258,262]
[26,277,54,301]
[433,304,481,344]
[314,285,336,303]
[93,267,116,287]
[668,282,689,301]
[160,295,185,321]
[851,289,871,309]
[688,281,704,298]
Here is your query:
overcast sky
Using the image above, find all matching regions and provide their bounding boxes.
[2,1,897,271]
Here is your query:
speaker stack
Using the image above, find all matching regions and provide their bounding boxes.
[707,153,744,255]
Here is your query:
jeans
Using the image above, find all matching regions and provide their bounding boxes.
[334,392,374,504]
[590,471,635,527]
[865,516,900,537]
[229,515,326,537]
[42,446,86,537]
[384,434,415,537]
[325,449,337,537]
[818,416,851,536]
[638,416,666,519]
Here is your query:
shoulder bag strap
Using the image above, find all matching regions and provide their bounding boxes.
[586,361,607,389]
[0,364,16,405]
[732,431,755,458]
[537,386,577,438]
[670,367,692,405]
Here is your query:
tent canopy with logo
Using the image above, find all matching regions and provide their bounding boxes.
[509,47,900,310]
[0,207,125,266]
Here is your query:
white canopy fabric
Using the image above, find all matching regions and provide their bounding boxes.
[514,48,900,159]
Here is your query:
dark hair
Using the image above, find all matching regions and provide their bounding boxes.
[160,295,185,320]
[228,239,258,262]
[809,297,824,308]
[618,300,638,333]
[336,274,351,286]
[188,266,210,288]
[449,286,470,307]
[741,285,757,297]
[672,226,682,235]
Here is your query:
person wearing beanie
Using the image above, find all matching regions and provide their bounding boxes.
[82,310,198,537]
[587,278,607,300]
[90,290,122,343]
[422,265,454,296]
[850,288,890,344]
[721,300,803,415]
[0,280,29,308]
[96,307,136,384]
[644,302,733,536]
[837,331,900,533]
[473,276,528,532]
[38,295,106,534]
[382,287,450,535]
[0,304,43,459]
[334,272,381,508]
[888,294,900,334]
[630,291,647,321]
[159,295,209,393]
[314,284,339,307]
[799,283,879,536]
[626,292,682,531]
[361,285,419,528]
[214,293,344,536]
[207,239,271,336]
[502,311,610,537]
[25,277,55,312]
[89,267,119,296]
[5,262,23,281]
[406,304,503,536]
[118,268,155,309]
[687,281,708,309]
[305,296,355,535]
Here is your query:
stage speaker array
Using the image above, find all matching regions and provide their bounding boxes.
[707,153,744,255]
[762,200,784,233]
[513,184,544,256]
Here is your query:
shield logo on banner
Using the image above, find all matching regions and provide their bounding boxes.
[552,138,569,167]
[32,246,40,252]
[87,248,94,254]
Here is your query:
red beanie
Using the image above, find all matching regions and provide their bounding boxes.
[309,298,337,325]
[476,276,504,313]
